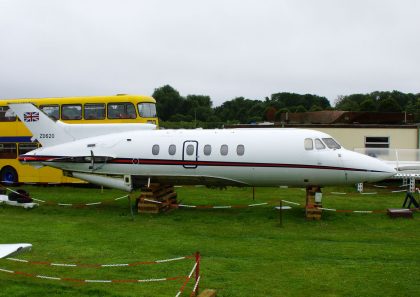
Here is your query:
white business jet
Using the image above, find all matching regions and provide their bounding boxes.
[9,103,396,192]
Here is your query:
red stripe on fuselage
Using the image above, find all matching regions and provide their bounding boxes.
[19,155,385,173]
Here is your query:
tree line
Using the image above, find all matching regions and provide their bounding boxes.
[153,85,420,127]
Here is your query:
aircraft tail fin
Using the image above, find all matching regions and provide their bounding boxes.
[8,103,75,147]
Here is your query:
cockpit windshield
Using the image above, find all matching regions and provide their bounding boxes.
[322,138,341,149]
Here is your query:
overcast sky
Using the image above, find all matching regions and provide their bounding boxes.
[0,0,419,106]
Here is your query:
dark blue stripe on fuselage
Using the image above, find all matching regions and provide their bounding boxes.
[0,136,32,143]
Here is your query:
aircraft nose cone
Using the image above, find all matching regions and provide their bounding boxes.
[344,150,397,184]
[365,155,397,182]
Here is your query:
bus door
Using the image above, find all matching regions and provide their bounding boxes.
[183,141,198,169]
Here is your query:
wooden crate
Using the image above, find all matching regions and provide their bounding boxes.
[137,184,177,213]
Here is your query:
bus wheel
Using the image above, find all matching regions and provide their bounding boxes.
[1,166,19,186]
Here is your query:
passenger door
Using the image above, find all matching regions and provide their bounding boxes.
[183,141,198,168]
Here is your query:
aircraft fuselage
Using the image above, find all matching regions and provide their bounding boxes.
[19,128,396,190]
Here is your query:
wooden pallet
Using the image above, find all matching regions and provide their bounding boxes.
[305,208,322,220]
[137,184,177,213]
[305,186,322,220]
[387,208,413,219]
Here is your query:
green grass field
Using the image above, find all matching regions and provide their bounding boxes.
[0,185,419,297]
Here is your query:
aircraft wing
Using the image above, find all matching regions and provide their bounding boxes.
[385,161,420,171]
[0,243,32,259]
[131,175,250,187]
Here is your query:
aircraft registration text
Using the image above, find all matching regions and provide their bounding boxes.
[39,133,55,139]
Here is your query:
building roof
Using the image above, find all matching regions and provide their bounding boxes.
[280,110,414,125]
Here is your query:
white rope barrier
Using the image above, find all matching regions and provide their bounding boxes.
[175,262,197,297]
[142,197,269,209]
[0,266,183,284]
[1,184,129,207]
[5,255,192,268]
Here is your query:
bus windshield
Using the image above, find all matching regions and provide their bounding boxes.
[138,103,157,118]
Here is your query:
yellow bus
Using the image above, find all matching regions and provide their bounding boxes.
[0,94,158,184]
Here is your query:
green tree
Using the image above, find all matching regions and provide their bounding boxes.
[214,97,265,123]
[359,99,376,111]
[309,105,322,111]
[152,85,184,121]
[377,98,402,112]
[294,105,307,112]
[270,92,330,110]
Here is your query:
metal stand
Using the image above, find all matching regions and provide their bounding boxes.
[357,183,364,193]
[279,200,283,227]
[408,177,415,193]
[402,191,419,209]
[128,194,134,221]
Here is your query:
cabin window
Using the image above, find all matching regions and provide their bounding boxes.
[0,106,16,122]
[322,138,341,149]
[0,143,17,159]
[186,144,195,156]
[18,143,38,155]
[204,144,211,156]
[152,144,160,155]
[304,138,313,150]
[220,144,228,156]
[40,105,59,120]
[168,144,176,155]
[138,103,157,118]
[237,145,245,156]
[108,102,137,119]
[315,138,326,150]
[84,103,105,120]
[61,104,82,120]
[365,137,389,148]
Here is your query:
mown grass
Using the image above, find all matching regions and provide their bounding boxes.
[0,185,419,297]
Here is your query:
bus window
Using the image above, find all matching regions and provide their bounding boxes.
[0,143,17,159]
[18,143,38,155]
[138,103,157,118]
[0,106,16,122]
[40,105,59,120]
[62,104,82,120]
[84,103,105,120]
[108,103,137,119]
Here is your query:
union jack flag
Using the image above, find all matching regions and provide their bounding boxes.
[24,112,39,122]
